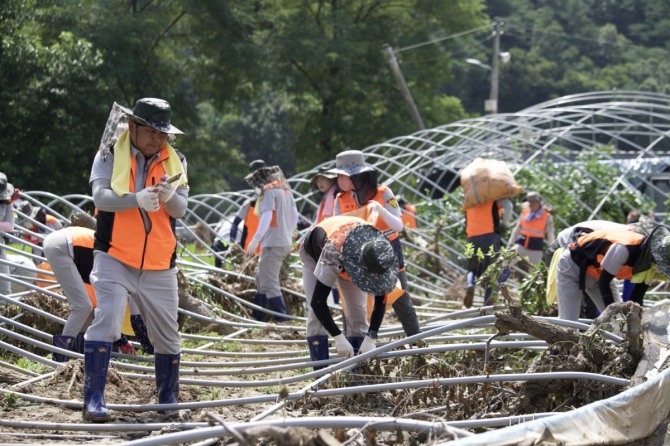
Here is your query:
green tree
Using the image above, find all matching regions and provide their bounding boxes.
[0,0,106,193]
[256,0,487,169]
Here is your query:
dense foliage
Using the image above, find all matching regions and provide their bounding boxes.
[1,0,668,195]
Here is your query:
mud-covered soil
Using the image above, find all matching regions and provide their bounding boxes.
[0,274,656,445]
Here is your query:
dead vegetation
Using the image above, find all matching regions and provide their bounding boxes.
[0,259,656,444]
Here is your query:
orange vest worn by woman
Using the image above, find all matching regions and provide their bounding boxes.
[95,147,178,270]
[336,185,399,241]
[571,226,645,283]
[517,207,550,250]
[400,203,417,229]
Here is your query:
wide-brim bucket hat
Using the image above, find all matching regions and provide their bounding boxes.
[328,150,376,177]
[310,167,338,188]
[119,97,185,135]
[650,225,670,278]
[525,191,542,203]
[341,225,398,295]
[0,173,14,201]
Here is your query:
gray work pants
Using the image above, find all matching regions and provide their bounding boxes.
[556,249,620,321]
[43,230,94,336]
[300,245,368,338]
[86,251,180,354]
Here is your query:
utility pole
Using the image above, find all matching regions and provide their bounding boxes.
[383,44,426,130]
[486,18,502,114]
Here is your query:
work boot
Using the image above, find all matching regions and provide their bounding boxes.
[306,335,330,371]
[130,314,154,354]
[83,341,114,422]
[52,335,74,362]
[251,293,268,321]
[391,292,421,336]
[155,353,180,416]
[267,296,288,323]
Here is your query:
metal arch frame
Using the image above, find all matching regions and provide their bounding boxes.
[8,90,670,295]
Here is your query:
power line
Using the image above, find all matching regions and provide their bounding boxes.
[400,34,494,66]
[506,23,635,48]
[394,24,493,53]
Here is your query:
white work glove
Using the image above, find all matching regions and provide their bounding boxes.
[359,335,376,355]
[157,181,178,203]
[246,237,260,255]
[333,334,354,358]
[136,187,160,212]
[368,200,389,219]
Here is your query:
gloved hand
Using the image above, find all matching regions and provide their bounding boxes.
[368,200,385,215]
[246,237,260,255]
[157,180,178,203]
[333,334,354,358]
[359,335,376,355]
[136,187,160,212]
[118,340,137,355]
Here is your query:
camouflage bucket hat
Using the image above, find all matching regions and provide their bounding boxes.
[341,225,398,295]
[310,167,338,188]
[650,225,670,278]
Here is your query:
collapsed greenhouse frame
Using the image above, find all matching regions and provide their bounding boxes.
[1,90,670,444]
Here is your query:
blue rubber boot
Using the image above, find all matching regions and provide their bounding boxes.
[306,335,330,370]
[130,314,154,354]
[155,353,180,416]
[52,335,74,362]
[346,336,364,355]
[73,333,86,354]
[251,293,268,321]
[268,296,288,323]
[83,341,114,422]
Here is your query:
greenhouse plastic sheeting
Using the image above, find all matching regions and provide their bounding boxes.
[441,301,670,446]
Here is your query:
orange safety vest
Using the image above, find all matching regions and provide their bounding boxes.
[316,215,368,281]
[465,201,501,238]
[95,146,178,270]
[69,226,97,306]
[241,201,260,254]
[401,203,417,229]
[570,226,644,284]
[517,207,550,250]
[336,186,399,241]
[316,185,337,223]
